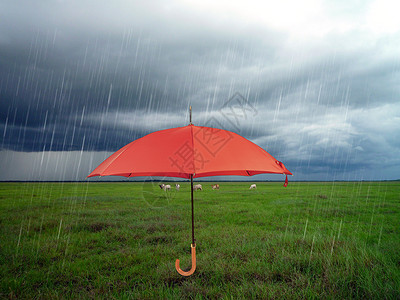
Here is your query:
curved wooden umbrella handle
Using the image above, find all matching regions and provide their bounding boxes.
[175,244,196,276]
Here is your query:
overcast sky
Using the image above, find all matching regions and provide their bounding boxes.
[1,0,399,181]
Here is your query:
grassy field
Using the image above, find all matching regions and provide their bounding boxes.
[0,181,399,299]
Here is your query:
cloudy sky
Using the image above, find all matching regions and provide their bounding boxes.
[1,0,399,181]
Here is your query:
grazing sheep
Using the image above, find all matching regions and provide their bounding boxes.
[159,184,171,191]
[249,184,257,189]
[175,183,180,191]
[211,184,220,190]
[193,184,203,191]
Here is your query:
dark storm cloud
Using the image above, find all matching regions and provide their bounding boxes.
[0,0,399,180]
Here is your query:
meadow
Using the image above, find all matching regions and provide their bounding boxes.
[0,181,399,299]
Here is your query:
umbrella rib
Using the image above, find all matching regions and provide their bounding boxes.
[190,124,195,175]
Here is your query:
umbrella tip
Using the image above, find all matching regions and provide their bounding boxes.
[189,105,192,125]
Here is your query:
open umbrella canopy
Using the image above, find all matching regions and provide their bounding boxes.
[87,124,292,180]
[88,115,292,276]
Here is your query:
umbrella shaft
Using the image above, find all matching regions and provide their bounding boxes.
[191,174,195,245]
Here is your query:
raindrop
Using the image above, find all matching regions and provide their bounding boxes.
[16,221,23,256]
[302,218,309,240]
[330,235,336,256]
[309,234,316,265]
[337,219,343,240]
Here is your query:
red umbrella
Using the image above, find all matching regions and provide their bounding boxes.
[88,107,292,276]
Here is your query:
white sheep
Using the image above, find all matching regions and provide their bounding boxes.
[159,184,171,191]
[193,184,203,191]
[249,184,257,189]
[211,184,220,190]
[175,183,180,191]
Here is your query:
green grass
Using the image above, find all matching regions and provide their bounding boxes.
[0,181,399,299]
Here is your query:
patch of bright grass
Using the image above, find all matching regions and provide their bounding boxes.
[0,181,399,298]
